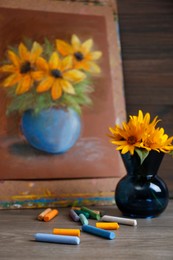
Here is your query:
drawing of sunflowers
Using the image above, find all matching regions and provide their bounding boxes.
[0,34,102,114]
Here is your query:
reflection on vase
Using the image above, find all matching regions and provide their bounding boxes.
[21,107,81,154]
[115,151,169,218]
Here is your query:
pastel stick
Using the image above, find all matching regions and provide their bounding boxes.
[82,224,115,240]
[101,215,137,226]
[69,209,80,222]
[34,233,80,245]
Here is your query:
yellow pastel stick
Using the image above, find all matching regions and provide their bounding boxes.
[71,207,81,210]
[37,208,52,221]
[43,209,59,222]
[96,222,120,230]
[53,228,80,237]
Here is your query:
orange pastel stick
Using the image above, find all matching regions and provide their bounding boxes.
[43,209,59,222]
[37,208,52,221]
[96,222,120,230]
[53,228,80,237]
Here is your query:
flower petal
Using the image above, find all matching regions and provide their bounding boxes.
[71,34,81,51]
[0,64,16,73]
[7,51,20,67]
[37,77,54,92]
[61,56,73,71]
[60,79,75,94]
[56,40,73,56]
[31,71,45,81]
[19,43,29,61]
[51,80,62,100]
[82,39,93,54]
[87,51,102,60]
[30,41,43,62]
[74,60,101,73]
[73,60,90,71]
[36,57,49,71]
[64,69,86,83]
[16,75,32,94]
[49,52,60,70]
[3,74,20,87]
[87,61,101,73]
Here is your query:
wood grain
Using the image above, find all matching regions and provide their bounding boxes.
[0,201,173,259]
[117,0,173,193]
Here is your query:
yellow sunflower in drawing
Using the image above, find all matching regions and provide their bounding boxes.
[0,42,43,94]
[36,52,86,100]
[56,34,102,73]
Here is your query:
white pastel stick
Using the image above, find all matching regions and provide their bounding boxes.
[101,215,137,226]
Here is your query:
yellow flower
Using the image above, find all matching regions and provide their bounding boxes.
[130,110,159,130]
[109,110,173,158]
[141,127,173,153]
[0,42,43,94]
[36,52,86,100]
[109,120,144,155]
[56,34,102,73]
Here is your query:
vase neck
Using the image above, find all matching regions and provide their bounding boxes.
[121,151,164,178]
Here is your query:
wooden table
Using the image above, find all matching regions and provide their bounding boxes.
[0,201,173,259]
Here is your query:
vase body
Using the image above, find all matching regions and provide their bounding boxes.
[115,151,169,218]
[21,107,81,154]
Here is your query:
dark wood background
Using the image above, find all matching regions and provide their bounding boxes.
[116,0,173,194]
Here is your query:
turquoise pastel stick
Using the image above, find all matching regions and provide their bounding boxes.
[82,224,115,240]
[74,210,90,218]
[79,213,89,225]
[34,233,80,245]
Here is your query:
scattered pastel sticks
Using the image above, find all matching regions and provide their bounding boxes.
[82,224,116,240]
[53,228,80,237]
[37,208,52,221]
[34,233,80,245]
[35,206,137,246]
[101,215,137,226]
[38,208,59,222]
[96,222,119,230]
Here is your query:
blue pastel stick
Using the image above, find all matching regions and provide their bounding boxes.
[34,233,80,245]
[82,224,115,240]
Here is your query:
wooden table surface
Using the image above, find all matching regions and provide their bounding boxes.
[0,201,173,259]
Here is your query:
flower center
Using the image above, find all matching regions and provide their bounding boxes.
[127,136,137,145]
[144,139,154,147]
[51,69,62,78]
[20,61,31,74]
[74,52,84,61]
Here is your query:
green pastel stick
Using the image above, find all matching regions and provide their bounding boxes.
[74,210,90,218]
[81,206,101,220]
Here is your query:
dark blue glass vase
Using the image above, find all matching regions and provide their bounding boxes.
[115,151,169,218]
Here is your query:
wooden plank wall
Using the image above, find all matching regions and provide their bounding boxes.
[116,0,173,194]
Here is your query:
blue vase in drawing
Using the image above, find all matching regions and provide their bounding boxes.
[21,107,81,154]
